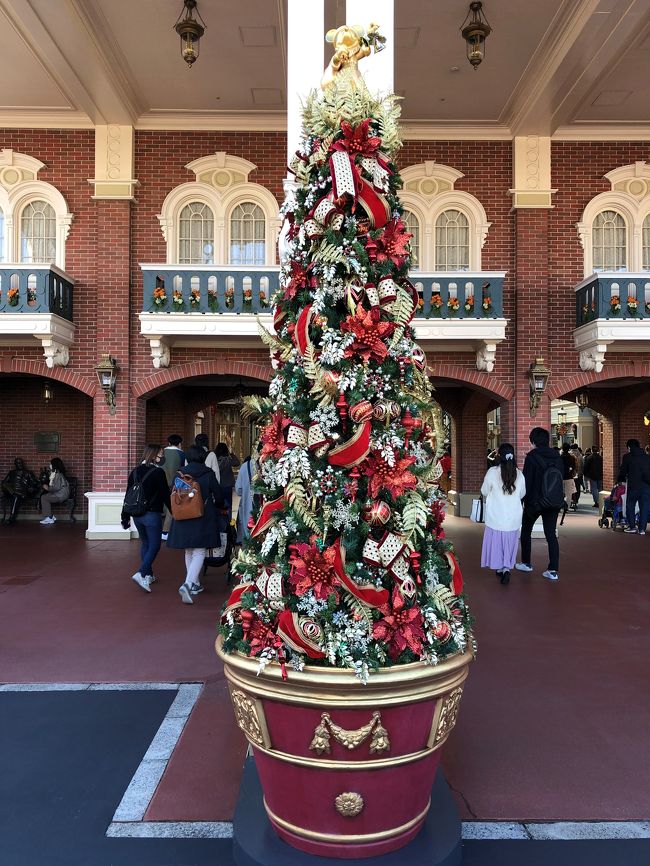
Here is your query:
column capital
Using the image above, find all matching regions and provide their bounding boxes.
[508,135,557,209]
[89,125,139,201]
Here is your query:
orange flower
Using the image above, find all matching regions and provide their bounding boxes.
[431,293,443,309]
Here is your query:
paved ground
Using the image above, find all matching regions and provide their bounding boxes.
[1,494,649,864]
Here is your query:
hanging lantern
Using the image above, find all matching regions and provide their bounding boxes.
[460,2,492,70]
[174,0,206,68]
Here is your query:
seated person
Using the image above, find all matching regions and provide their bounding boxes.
[2,457,38,525]
[39,457,71,525]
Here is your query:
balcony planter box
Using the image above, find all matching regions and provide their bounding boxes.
[216,637,472,859]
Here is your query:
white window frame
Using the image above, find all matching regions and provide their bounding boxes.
[157,152,281,266]
[0,150,73,269]
[399,162,490,272]
[577,162,650,276]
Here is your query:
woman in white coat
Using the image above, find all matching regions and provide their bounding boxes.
[480,443,526,585]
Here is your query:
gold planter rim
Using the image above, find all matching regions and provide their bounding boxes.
[216,635,473,707]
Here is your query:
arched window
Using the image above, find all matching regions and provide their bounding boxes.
[178,202,215,264]
[0,207,4,262]
[230,202,265,265]
[643,214,650,271]
[592,210,626,271]
[20,200,56,264]
[402,210,420,270]
[435,209,469,271]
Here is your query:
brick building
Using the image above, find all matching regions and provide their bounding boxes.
[1,0,649,535]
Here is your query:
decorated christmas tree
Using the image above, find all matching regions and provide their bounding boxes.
[220,27,472,684]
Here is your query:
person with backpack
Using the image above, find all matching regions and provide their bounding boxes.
[166,445,225,604]
[516,427,565,581]
[121,444,171,592]
[161,434,185,541]
[479,443,526,585]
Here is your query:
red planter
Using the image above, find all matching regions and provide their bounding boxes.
[216,639,472,859]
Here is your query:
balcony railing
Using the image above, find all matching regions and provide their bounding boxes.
[141,265,278,315]
[575,273,650,326]
[141,265,505,319]
[0,265,74,320]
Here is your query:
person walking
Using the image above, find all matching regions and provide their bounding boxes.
[570,445,584,501]
[235,453,257,544]
[195,433,220,482]
[618,439,650,534]
[480,443,526,585]
[166,445,225,604]
[39,457,70,525]
[161,434,185,541]
[560,443,577,510]
[516,427,564,581]
[583,446,603,508]
[215,437,241,520]
[121,444,171,592]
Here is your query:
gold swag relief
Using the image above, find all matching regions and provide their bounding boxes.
[230,689,269,748]
[310,710,390,755]
[432,686,464,747]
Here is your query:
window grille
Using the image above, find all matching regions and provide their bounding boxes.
[435,209,469,271]
[178,202,214,264]
[230,202,265,265]
[20,200,56,263]
[402,210,420,270]
[592,210,626,271]
[642,214,650,271]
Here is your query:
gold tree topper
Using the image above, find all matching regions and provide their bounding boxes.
[321,23,386,91]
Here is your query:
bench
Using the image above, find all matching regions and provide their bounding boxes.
[1,476,78,523]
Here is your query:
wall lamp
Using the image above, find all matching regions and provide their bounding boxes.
[576,391,589,410]
[528,357,550,416]
[644,410,650,427]
[42,380,54,404]
[95,354,118,414]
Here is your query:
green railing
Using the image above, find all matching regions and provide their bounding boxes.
[576,273,650,325]
[141,265,505,319]
[0,265,74,319]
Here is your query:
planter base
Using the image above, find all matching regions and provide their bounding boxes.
[233,755,461,865]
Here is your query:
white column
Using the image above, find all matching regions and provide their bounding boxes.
[346,0,394,95]
[287,0,325,164]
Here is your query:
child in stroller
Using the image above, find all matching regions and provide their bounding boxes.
[598,483,626,530]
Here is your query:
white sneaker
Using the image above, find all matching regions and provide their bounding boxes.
[623,527,637,534]
[179,583,194,604]
[39,516,54,525]
[146,575,157,584]
[542,570,559,581]
[131,572,151,593]
[638,531,646,536]
[515,562,533,572]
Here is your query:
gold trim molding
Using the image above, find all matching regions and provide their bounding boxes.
[310,711,390,756]
[229,688,271,749]
[264,797,431,843]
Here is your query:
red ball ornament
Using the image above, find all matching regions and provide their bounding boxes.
[432,621,452,643]
[362,500,391,526]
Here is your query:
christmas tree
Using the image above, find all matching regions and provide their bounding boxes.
[220,30,472,684]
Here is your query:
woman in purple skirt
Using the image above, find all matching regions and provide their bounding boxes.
[480,443,526,585]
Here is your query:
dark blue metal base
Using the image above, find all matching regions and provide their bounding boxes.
[233,756,461,866]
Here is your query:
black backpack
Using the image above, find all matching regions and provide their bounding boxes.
[123,467,156,517]
[536,456,565,510]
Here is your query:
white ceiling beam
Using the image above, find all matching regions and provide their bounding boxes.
[0,0,102,122]
[548,0,650,134]
[502,0,601,137]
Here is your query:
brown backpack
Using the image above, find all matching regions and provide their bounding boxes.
[171,471,204,521]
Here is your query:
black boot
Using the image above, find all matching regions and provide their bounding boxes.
[500,569,511,585]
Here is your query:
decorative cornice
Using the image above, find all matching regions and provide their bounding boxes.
[134,111,288,132]
[552,124,650,141]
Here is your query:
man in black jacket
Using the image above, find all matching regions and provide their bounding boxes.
[583,446,603,507]
[617,439,650,534]
[516,427,564,581]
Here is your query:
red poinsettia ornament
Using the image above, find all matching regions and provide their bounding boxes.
[282,261,310,301]
[375,218,412,268]
[341,305,394,364]
[260,411,290,462]
[288,541,342,602]
[373,587,425,661]
[335,119,382,159]
[363,449,417,499]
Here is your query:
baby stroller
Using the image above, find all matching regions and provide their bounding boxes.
[203,509,237,578]
[598,483,626,530]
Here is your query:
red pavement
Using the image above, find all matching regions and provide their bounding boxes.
[0,505,648,823]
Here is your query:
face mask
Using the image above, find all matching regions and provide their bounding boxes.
[156,456,166,466]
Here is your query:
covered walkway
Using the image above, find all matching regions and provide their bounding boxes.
[1,503,648,863]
